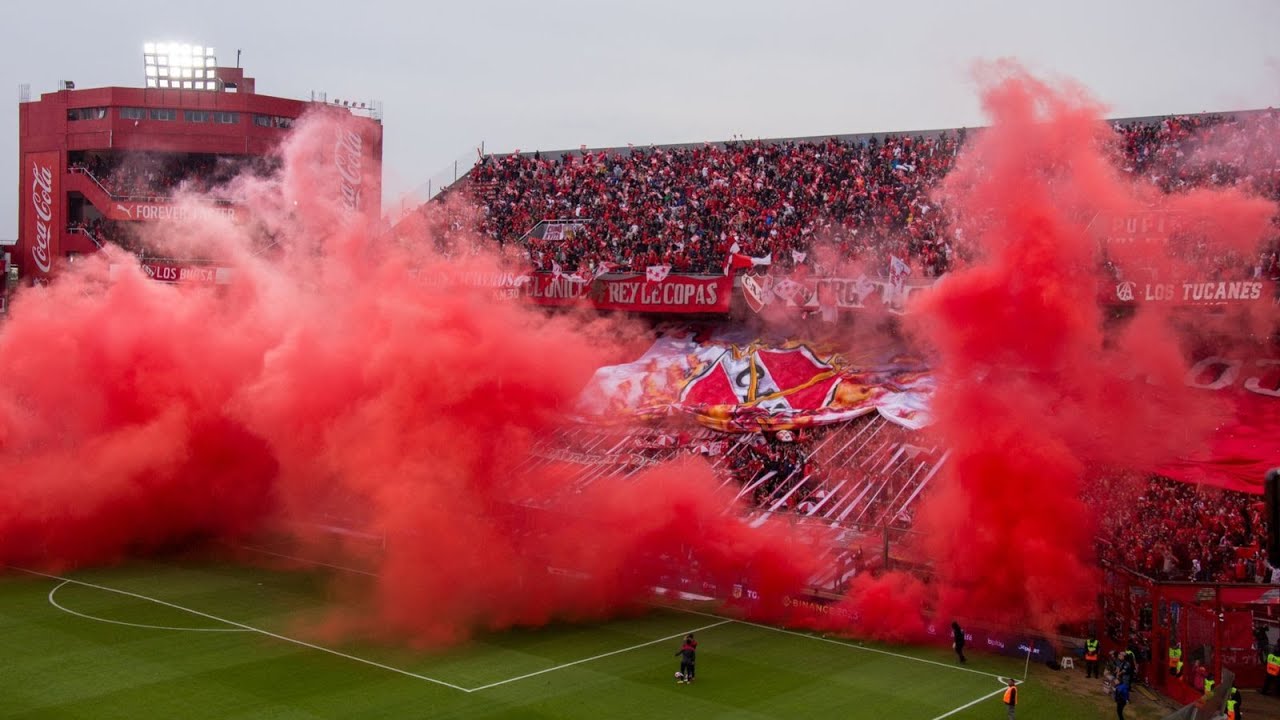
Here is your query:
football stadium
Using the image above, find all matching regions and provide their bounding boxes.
[2,5,1279,719]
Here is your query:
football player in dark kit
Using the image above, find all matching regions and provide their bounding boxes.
[952,621,967,663]
[675,633,697,683]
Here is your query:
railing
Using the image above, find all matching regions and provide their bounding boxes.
[395,143,486,211]
[68,166,234,206]
[65,226,104,249]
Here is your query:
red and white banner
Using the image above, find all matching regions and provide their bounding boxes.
[430,270,731,313]
[1103,279,1275,307]
[742,273,935,315]
[110,262,234,285]
[575,331,933,432]
[110,201,239,223]
[23,151,61,280]
[516,273,731,313]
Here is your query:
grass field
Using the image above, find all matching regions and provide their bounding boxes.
[0,558,1133,719]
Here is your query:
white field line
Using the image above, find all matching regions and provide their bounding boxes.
[467,619,732,692]
[929,682,1015,720]
[234,544,379,577]
[48,580,250,633]
[12,568,472,693]
[235,545,1017,689]
[665,604,1010,682]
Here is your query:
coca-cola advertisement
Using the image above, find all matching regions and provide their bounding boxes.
[327,113,382,219]
[23,151,61,280]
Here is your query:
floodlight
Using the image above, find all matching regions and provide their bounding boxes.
[143,41,217,89]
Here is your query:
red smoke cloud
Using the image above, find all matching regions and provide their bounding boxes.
[2,71,1273,650]
[830,64,1276,638]
[0,109,819,645]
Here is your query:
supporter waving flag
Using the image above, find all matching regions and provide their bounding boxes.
[724,242,773,275]
[646,265,672,283]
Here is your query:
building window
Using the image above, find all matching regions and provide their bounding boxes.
[184,110,210,123]
[67,107,107,121]
[253,114,294,129]
[119,107,145,120]
[214,112,239,124]
[149,108,177,121]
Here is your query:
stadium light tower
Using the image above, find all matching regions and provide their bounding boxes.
[143,42,217,90]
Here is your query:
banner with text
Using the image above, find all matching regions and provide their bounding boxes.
[741,273,935,316]
[110,262,234,285]
[1102,278,1276,307]
[109,201,239,224]
[24,151,61,280]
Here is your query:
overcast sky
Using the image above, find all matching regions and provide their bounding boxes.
[3,0,1278,237]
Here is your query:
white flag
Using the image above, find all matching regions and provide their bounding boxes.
[791,249,807,264]
[646,265,672,283]
[890,255,911,277]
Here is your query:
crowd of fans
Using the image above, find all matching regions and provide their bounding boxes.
[460,109,1280,279]
[467,133,963,276]
[1113,112,1280,281]
[1092,477,1275,584]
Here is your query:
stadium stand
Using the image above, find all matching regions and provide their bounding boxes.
[452,110,1280,279]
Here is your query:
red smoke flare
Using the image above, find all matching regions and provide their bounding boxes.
[839,64,1276,638]
[0,110,819,645]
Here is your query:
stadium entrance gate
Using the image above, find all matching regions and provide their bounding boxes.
[1103,565,1275,705]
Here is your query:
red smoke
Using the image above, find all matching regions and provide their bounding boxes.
[837,64,1276,638]
[0,109,819,646]
[3,72,1273,651]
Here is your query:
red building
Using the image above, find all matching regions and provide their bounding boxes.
[16,57,383,286]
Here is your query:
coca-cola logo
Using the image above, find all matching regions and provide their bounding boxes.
[30,160,54,273]
[334,127,363,212]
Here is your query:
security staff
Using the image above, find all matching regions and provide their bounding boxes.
[1085,635,1101,679]
[1002,677,1017,720]
[1226,686,1242,720]
[1263,650,1280,695]
[1203,675,1215,697]
[1168,643,1183,677]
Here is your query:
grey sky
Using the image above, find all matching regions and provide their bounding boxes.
[3,0,1278,237]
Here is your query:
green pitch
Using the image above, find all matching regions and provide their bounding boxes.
[0,559,1102,719]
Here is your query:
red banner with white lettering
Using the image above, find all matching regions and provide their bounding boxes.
[23,151,61,280]
[1102,279,1276,307]
[522,273,732,314]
